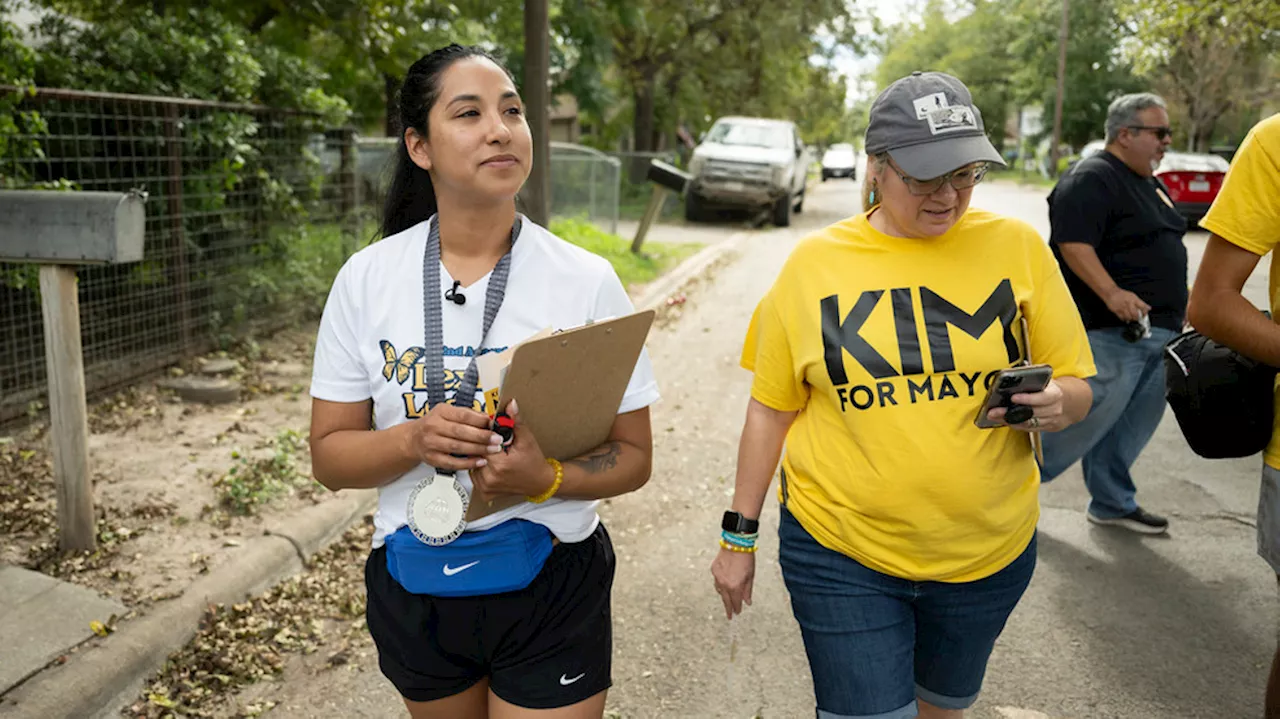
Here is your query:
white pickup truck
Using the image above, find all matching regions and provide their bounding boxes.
[684,116,811,227]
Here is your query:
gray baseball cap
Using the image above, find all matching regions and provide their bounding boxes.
[865,71,1006,179]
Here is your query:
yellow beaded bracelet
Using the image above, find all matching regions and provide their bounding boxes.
[527,458,563,504]
[719,538,758,554]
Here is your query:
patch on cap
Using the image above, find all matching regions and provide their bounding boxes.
[926,104,977,135]
[910,92,978,135]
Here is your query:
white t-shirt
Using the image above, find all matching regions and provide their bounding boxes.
[310,216,661,548]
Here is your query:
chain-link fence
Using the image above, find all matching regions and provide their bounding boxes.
[608,150,683,221]
[0,87,643,423]
[548,142,621,234]
[319,139,626,235]
[0,86,370,423]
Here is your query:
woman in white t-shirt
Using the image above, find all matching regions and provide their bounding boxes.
[308,44,659,719]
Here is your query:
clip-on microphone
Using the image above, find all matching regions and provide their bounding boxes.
[444,280,466,306]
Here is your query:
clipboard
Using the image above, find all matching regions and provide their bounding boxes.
[465,309,657,520]
[1019,316,1045,465]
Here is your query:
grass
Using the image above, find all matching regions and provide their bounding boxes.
[618,195,682,222]
[617,182,683,222]
[550,216,702,288]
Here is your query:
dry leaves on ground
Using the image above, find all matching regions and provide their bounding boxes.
[124,518,374,719]
[0,440,176,604]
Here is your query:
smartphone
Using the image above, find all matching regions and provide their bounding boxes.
[973,364,1054,429]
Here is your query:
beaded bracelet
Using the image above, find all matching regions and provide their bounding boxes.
[527,458,563,504]
[721,530,758,548]
[719,538,758,553]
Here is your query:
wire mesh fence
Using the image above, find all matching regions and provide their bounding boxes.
[548,142,621,234]
[0,86,372,423]
[0,87,634,424]
[318,138,627,235]
[608,150,683,221]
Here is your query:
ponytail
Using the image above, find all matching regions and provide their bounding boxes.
[381,141,438,238]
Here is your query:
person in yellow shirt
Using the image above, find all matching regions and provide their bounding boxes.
[1185,112,1280,719]
[710,71,1096,719]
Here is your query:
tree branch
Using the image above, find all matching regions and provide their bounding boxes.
[649,9,733,67]
[248,7,280,33]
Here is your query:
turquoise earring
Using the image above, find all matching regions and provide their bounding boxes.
[868,184,877,206]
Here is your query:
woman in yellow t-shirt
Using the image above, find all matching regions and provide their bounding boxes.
[710,72,1096,719]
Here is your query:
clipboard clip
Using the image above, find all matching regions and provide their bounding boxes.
[1017,313,1046,466]
[551,315,613,336]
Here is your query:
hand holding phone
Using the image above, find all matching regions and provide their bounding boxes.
[974,364,1054,429]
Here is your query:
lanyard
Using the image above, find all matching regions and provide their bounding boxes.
[421,214,521,415]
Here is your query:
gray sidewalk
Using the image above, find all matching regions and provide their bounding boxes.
[0,565,124,696]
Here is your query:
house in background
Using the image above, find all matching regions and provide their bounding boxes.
[550,94,580,144]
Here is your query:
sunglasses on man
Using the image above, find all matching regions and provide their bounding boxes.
[1128,125,1172,141]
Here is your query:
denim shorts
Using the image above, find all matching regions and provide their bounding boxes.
[1259,465,1280,575]
[778,507,1036,719]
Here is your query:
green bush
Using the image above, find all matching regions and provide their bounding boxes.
[208,219,365,345]
[0,0,44,189]
[214,429,316,516]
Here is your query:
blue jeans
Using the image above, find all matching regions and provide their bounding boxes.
[1041,326,1177,519]
[778,508,1036,719]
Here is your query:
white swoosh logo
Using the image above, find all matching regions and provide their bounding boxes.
[560,673,585,686]
[442,561,479,576]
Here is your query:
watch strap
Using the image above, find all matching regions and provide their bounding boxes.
[721,510,759,534]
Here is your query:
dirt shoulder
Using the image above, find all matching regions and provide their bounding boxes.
[1,325,328,621]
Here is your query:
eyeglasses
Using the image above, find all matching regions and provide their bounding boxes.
[1128,125,1172,141]
[888,161,989,196]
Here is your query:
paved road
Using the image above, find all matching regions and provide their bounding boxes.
[236,179,1275,719]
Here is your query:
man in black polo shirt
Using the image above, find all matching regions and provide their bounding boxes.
[1041,92,1187,534]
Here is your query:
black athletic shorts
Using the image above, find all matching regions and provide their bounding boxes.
[365,522,615,708]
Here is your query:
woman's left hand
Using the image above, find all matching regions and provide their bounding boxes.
[469,400,557,501]
[986,379,1069,433]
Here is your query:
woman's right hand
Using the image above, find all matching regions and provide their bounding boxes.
[402,404,504,471]
[711,548,757,620]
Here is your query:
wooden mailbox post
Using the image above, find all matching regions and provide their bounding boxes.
[0,189,148,551]
[631,159,692,254]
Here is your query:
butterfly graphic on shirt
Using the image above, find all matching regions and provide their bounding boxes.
[380,341,425,384]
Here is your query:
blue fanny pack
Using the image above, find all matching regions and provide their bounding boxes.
[383,519,554,597]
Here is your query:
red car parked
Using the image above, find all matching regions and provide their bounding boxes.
[1155,151,1231,226]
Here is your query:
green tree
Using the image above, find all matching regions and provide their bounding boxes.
[35,0,492,130]
[575,0,858,158]
[876,0,1018,150]
[1121,0,1280,151]
[1010,0,1139,148]
[876,0,1138,152]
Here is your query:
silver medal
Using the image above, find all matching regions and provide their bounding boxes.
[406,472,469,546]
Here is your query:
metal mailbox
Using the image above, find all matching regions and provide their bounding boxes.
[0,189,148,265]
[647,159,692,194]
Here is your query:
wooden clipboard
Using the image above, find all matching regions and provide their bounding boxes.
[465,309,657,520]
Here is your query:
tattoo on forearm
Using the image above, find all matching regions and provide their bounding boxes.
[569,441,622,474]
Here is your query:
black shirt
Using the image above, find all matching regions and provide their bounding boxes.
[1048,151,1188,332]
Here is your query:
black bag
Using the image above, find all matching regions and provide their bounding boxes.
[1164,329,1277,459]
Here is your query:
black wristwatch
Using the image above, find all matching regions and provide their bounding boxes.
[721,510,760,534]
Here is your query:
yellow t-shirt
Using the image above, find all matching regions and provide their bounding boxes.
[742,209,1096,582]
[1198,113,1280,470]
